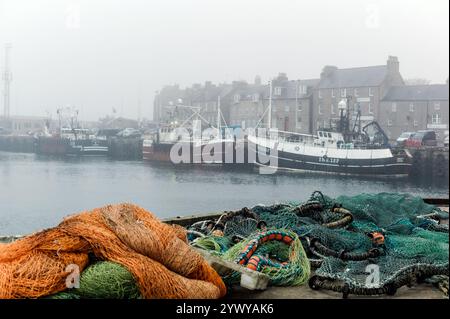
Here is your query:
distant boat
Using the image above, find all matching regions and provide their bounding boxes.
[143,98,238,165]
[37,128,108,157]
[142,125,236,164]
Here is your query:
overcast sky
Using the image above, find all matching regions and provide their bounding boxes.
[0,0,448,121]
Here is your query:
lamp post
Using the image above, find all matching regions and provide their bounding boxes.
[338,95,353,135]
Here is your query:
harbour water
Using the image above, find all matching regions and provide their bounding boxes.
[0,151,448,235]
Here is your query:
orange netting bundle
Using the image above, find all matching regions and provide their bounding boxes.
[0,203,226,299]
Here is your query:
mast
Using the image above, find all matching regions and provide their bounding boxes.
[217,95,221,132]
[3,43,12,118]
[268,80,272,129]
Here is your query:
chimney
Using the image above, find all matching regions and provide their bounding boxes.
[387,56,399,74]
[254,75,261,85]
[277,73,288,81]
[320,65,337,80]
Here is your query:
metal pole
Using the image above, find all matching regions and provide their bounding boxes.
[3,43,12,118]
[268,80,272,129]
[217,95,221,131]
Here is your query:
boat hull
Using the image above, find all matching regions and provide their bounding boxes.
[36,137,108,156]
[67,145,109,156]
[143,139,251,166]
[248,139,412,176]
[36,137,70,155]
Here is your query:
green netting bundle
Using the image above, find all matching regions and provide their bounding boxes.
[77,261,141,299]
[307,193,449,292]
[46,261,141,299]
[45,291,80,299]
[191,235,233,254]
[335,192,441,227]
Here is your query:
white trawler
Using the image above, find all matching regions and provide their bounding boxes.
[247,81,412,176]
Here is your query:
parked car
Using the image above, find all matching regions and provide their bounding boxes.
[404,130,437,147]
[117,128,141,138]
[396,132,415,147]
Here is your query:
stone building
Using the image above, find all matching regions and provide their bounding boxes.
[153,84,197,125]
[228,74,318,134]
[0,115,50,135]
[191,81,234,128]
[228,81,267,129]
[269,74,318,134]
[312,56,404,132]
[380,84,449,140]
[153,82,235,129]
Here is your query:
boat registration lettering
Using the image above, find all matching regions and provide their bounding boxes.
[319,156,339,164]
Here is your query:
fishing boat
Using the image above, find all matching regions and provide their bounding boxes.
[36,108,108,157]
[63,128,108,157]
[247,81,412,176]
[247,128,412,176]
[143,99,237,165]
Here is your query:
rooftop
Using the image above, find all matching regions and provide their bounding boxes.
[382,84,449,101]
[318,65,389,89]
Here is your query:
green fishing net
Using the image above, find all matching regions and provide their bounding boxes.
[46,261,141,299]
[191,192,449,294]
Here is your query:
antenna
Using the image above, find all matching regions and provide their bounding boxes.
[2,43,12,118]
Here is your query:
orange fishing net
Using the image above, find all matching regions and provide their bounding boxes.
[0,203,226,299]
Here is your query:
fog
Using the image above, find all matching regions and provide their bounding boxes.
[0,0,448,121]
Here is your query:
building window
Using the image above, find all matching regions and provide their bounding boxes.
[297,102,302,112]
[274,87,282,96]
[414,120,418,127]
[302,85,307,94]
[284,105,289,112]
[233,94,240,103]
[318,104,322,115]
[296,115,302,129]
[409,103,414,112]
[340,88,346,98]
[392,102,397,113]
[318,90,322,99]
[368,103,373,114]
[432,113,441,124]
[434,102,441,110]
[331,89,335,98]
[387,119,393,127]
[369,87,374,96]
[354,88,359,97]
[331,104,335,115]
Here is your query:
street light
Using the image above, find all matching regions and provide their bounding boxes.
[338,99,347,110]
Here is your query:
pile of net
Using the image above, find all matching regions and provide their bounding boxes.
[0,203,226,299]
[188,192,449,297]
